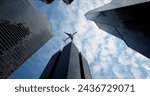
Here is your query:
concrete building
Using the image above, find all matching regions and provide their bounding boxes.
[85,0,150,58]
[40,42,92,79]
[0,0,52,78]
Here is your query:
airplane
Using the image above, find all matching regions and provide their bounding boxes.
[63,32,77,43]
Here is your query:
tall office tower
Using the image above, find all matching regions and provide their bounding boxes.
[85,0,150,58]
[40,42,91,79]
[0,0,52,78]
[40,0,54,4]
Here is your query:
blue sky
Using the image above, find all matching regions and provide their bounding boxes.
[9,0,150,79]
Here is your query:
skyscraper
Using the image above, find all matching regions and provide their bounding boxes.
[0,0,52,78]
[40,42,92,79]
[85,0,150,58]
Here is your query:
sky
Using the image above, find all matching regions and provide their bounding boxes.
[9,0,150,79]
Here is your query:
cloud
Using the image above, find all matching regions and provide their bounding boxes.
[142,64,150,72]
[131,67,143,78]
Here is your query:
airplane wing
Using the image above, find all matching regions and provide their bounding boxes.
[72,32,77,36]
[64,32,71,37]
[63,37,70,42]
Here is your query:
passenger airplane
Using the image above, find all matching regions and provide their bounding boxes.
[63,32,77,43]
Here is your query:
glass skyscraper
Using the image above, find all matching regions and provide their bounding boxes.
[40,42,91,79]
[85,0,150,59]
[0,0,52,78]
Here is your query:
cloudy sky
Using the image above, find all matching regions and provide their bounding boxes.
[9,0,150,79]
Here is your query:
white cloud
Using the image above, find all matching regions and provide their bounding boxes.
[92,64,101,74]
[112,66,126,79]
[142,64,150,72]
[119,54,129,66]
[107,37,117,54]
[131,67,143,79]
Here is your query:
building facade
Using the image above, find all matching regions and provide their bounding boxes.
[85,0,150,58]
[0,0,52,78]
[40,42,92,79]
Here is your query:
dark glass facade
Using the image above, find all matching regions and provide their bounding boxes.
[40,42,91,79]
[85,0,150,59]
[0,0,52,78]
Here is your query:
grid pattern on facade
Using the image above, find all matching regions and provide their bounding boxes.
[0,19,32,78]
[0,20,30,55]
[0,0,52,78]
